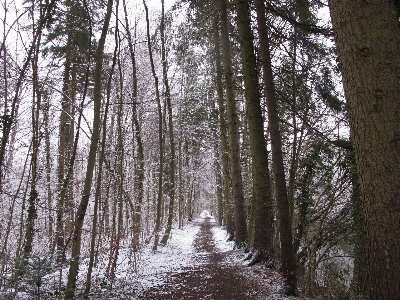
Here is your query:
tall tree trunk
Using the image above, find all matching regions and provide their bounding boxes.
[254,0,296,294]
[235,0,274,263]
[214,142,224,226]
[287,28,298,226]
[187,180,193,221]
[55,0,90,261]
[42,93,53,240]
[107,164,119,279]
[56,14,74,261]
[349,153,368,299]
[213,18,234,237]
[104,114,116,238]
[0,12,8,189]
[329,1,400,298]
[219,0,247,248]
[21,12,43,263]
[109,52,124,281]
[123,0,144,253]
[64,0,113,298]
[161,0,176,245]
[84,18,118,297]
[178,117,184,229]
[143,0,164,251]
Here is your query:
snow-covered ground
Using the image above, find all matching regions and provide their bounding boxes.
[136,221,200,290]
[4,213,227,299]
[211,224,234,253]
[81,216,208,298]
[4,213,303,299]
[87,213,239,298]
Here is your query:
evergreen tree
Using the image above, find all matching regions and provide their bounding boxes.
[329,0,400,298]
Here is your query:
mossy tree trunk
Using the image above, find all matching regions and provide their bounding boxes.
[22,23,43,262]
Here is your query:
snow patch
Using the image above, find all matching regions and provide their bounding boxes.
[136,221,200,289]
[200,210,210,218]
[210,221,234,253]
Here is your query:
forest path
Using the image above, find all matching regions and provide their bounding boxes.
[140,217,259,299]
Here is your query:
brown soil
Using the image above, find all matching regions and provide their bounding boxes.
[140,217,260,299]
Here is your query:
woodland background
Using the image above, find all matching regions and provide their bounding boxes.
[1,0,395,299]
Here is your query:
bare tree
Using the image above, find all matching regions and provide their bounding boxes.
[64,0,113,297]
[160,0,176,246]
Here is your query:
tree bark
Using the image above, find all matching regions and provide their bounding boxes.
[21,26,42,261]
[349,153,368,299]
[123,0,144,253]
[253,0,296,294]
[219,0,248,248]
[84,15,117,296]
[64,0,113,298]
[213,18,234,237]
[161,0,176,245]
[143,0,164,251]
[329,1,400,298]
[235,0,274,262]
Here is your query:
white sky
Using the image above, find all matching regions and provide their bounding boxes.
[148,0,176,11]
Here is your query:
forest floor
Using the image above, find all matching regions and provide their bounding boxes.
[5,214,304,299]
[137,215,295,300]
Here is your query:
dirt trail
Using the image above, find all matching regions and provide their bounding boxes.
[141,217,259,299]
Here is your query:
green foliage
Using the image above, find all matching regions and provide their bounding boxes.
[294,144,321,252]
[331,139,352,151]
[316,67,344,113]
[315,258,351,300]
[294,140,354,296]
[295,0,317,24]
[13,253,59,299]
[42,0,91,63]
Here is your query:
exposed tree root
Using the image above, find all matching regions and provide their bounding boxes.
[243,251,253,261]
[247,251,261,267]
